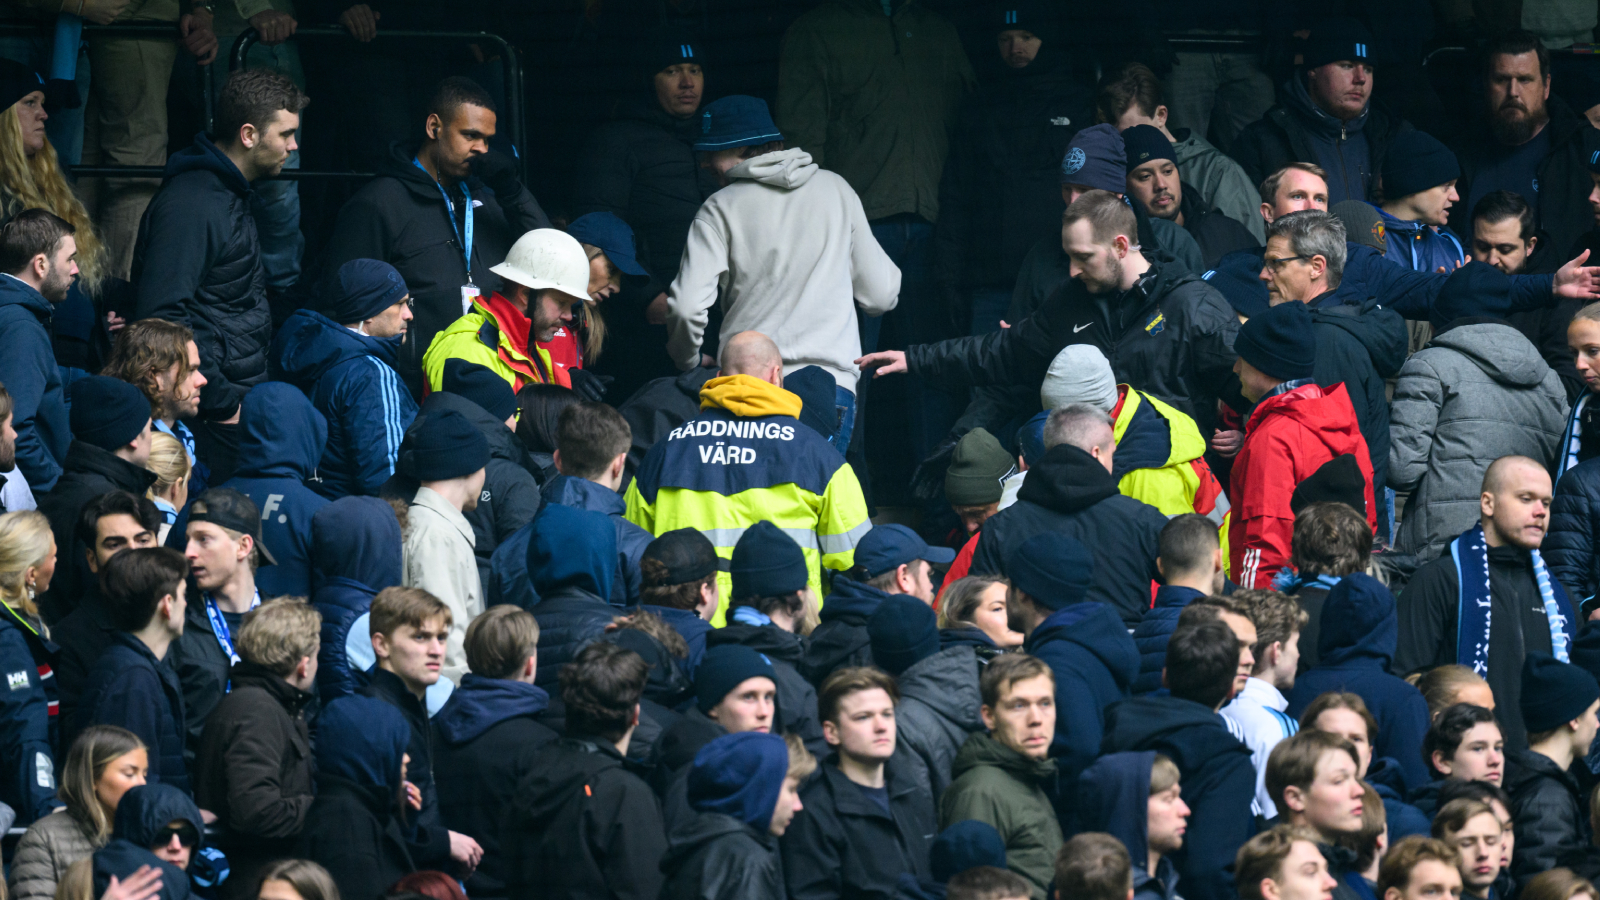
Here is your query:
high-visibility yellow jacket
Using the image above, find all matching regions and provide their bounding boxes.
[421,291,563,394]
[1110,386,1232,571]
[624,374,871,625]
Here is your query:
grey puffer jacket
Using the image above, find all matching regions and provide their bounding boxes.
[9,809,100,900]
[1389,323,1567,561]
[894,645,985,799]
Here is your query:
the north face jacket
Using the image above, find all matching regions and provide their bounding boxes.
[625,375,870,622]
[221,382,330,598]
[1306,294,1408,503]
[1230,382,1377,589]
[132,133,269,420]
[1390,322,1567,562]
[272,307,418,500]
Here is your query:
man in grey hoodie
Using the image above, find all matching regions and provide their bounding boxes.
[665,95,900,449]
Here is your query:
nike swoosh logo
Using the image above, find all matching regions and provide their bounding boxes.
[1073,323,1091,333]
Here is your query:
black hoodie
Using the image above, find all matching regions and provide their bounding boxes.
[321,141,550,385]
[504,737,668,900]
[36,441,158,623]
[970,443,1168,625]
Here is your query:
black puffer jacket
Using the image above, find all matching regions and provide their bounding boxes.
[661,812,785,900]
[572,97,718,287]
[933,46,1093,294]
[322,141,550,381]
[906,256,1238,439]
[1505,748,1600,883]
[970,443,1168,626]
[132,133,268,420]
[529,586,616,688]
[1229,80,1409,205]
[619,365,718,480]
[1452,96,1599,271]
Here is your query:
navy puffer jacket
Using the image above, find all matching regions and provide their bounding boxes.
[1547,457,1600,606]
[309,496,403,704]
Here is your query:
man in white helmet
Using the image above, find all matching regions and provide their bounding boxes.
[422,228,592,393]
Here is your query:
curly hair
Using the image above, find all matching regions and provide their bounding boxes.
[102,319,196,417]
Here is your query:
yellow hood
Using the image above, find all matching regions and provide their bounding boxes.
[700,374,804,419]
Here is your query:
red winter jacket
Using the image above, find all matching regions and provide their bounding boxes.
[1229,382,1376,588]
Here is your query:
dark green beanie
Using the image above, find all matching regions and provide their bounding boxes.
[944,428,1014,506]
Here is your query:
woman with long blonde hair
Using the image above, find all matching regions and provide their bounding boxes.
[0,511,61,829]
[0,81,106,295]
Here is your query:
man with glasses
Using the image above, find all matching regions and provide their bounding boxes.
[273,258,419,500]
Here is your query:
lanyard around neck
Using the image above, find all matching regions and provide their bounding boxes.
[414,157,473,281]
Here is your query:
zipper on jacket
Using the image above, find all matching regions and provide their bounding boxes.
[1338,124,1352,203]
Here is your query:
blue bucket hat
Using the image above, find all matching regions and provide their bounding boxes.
[694,95,783,152]
[568,212,648,277]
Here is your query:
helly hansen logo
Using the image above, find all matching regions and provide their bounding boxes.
[668,420,797,442]
[6,670,27,691]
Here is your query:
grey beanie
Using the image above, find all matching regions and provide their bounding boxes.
[1041,345,1117,412]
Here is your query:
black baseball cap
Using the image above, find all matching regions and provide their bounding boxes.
[187,488,277,566]
[642,528,719,585]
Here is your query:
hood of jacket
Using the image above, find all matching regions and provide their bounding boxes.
[527,503,616,598]
[1112,389,1209,477]
[899,645,985,731]
[92,842,189,900]
[1015,443,1120,513]
[63,441,158,495]
[317,695,410,791]
[1102,695,1243,771]
[234,382,328,480]
[162,132,250,196]
[1078,750,1156,865]
[729,147,818,189]
[273,308,404,388]
[950,730,1059,786]
[1428,322,1554,388]
[1026,602,1140,690]
[376,140,479,206]
[939,625,999,652]
[1247,383,1364,444]
[0,273,50,324]
[433,673,550,744]
[1284,75,1369,139]
[311,495,403,592]
[1317,573,1398,668]
[821,575,892,625]
[113,783,203,848]
[420,389,529,466]
[543,473,625,518]
[1311,299,1408,379]
[698,375,804,419]
[662,812,773,875]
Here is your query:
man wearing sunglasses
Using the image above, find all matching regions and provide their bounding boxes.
[274,258,420,500]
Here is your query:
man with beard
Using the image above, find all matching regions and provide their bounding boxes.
[857,188,1238,442]
[1122,124,1260,269]
[100,319,210,494]
[1454,32,1597,263]
[422,228,591,393]
[0,209,77,492]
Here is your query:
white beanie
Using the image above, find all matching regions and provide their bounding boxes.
[1041,345,1117,412]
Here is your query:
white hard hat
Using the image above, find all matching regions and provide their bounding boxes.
[490,228,590,300]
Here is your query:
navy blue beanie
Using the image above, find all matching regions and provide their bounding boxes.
[686,732,790,831]
[1009,531,1093,610]
[1301,17,1376,71]
[1522,652,1600,733]
[527,503,617,600]
[1203,251,1270,320]
[784,365,838,441]
[642,29,706,78]
[71,376,150,451]
[316,695,410,790]
[991,0,1056,40]
[1382,130,1460,200]
[399,408,490,481]
[1234,300,1316,382]
[931,820,1009,883]
[731,521,809,600]
[1123,124,1176,172]
[442,358,518,423]
[1432,260,1512,328]
[867,593,940,675]
[322,258,408,325]
[1061,124,1126,192]
[695,643,776,713]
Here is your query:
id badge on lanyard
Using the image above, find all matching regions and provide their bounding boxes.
[413,157,478,314]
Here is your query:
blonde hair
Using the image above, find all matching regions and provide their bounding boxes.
[1414,665,1492,720]
[54,858,90,900]
[144,432,190,499]
[256,859,341,900]
[785,731,817,781]
[0,510,53,619]
[237,597,321,677]
[58,724,145,844]
[0,104,105,293]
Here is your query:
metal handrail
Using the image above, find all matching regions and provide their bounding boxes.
[229,24,526,179]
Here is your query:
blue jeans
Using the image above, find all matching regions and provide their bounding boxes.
[0,34,90,165]
[833,386,856,452]
[968,286,1012,336]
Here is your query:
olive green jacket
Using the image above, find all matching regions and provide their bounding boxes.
[939,731,1063,900]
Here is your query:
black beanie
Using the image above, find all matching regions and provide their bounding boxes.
[695,644,775,713]
[1122,124,1176,172]
[1202,252,1270,320]
[1301,17,1376,71]
[442,359,518,423]
[783,366,838,441]
[1521,652,1600,734]
[70,376,150,451]
[1382,130,1460,200]
[867,593,940,675]
[641,30,706,78]
[399,409,491,482]
[0,58,42,116]
[731,521,808,600]
[1290,454,1368,517]
[1009,531,1094,610]
[991,0,1056,41]
[1431,260,1512,328]
[1234,301,1317,382]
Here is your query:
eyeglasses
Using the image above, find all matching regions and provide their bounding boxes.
[1262,255,1311,272]
[153,822,200,848]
